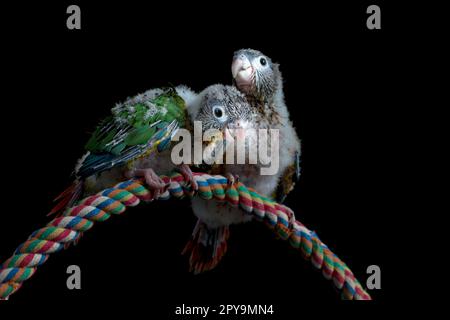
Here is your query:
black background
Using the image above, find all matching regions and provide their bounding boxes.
[0,0,417,314]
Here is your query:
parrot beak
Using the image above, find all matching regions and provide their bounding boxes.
[225,120,249,141]
[232,54,253,90]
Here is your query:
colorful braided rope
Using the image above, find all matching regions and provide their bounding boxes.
[0,172,371,300]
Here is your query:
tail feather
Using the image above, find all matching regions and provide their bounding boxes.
[48,180,83,217]
[182,220,230,274]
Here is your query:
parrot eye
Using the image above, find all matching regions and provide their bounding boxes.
[259,57,267,66]
[212,105,226,120]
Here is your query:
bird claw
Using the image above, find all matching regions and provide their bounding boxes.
[178,164,198,191]
[226,173,239,187]
[126,168,167,200]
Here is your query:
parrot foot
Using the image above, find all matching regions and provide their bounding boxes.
[225,173,240,187]
[126,168,169,200]
[177,164,198,191]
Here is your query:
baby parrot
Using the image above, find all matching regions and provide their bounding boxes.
[50,86,198,216]
[232,49,301,202]
[184,84,285,273]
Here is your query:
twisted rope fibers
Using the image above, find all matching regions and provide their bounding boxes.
[0,172,371,300]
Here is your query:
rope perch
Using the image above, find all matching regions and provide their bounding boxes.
[0,172,371,300]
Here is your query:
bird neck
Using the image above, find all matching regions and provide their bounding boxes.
[246,74,284,125]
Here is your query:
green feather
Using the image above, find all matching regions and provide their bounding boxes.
[124,125,157,146]
[84,88,186,156]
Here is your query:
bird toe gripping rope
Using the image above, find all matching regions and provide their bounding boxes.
[0,171,371,300]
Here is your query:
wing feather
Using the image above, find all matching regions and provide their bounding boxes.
[77,88,186,179]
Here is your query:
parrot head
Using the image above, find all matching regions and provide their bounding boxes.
[195,84,253,132]
[193,84,254,163]
[232,48,280,101]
